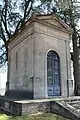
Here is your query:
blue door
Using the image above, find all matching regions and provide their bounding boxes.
[47,51,61,96]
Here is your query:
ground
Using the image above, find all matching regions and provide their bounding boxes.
[0,113,68,120]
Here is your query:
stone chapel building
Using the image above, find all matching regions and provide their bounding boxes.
[7,14,73,99]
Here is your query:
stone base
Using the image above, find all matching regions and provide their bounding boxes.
[0,96,50,116]
[0,96,80,120]
[0,96,22,115]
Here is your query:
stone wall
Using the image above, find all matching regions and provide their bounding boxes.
[8,23,35,99]
[33,21,73,98]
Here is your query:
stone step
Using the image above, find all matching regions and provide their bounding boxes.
[64,100,80,110]
[57,100,80,119]
[50,101,80,120]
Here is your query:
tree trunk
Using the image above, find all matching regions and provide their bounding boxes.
[72,28,80,95]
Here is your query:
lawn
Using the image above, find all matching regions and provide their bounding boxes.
[0,113,68,120]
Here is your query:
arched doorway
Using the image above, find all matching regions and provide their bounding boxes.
[47,50,61,96]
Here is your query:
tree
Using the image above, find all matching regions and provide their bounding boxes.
[54,0,80,95]
[0,0,52,68]
[0,0,36,69]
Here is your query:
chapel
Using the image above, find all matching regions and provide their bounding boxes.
[7,14,73,99]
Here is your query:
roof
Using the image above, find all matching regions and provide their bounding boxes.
[9,13,73,44]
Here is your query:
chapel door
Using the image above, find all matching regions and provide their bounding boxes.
[47,51,61,96]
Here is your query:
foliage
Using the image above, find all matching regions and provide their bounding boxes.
[0,0,34,67]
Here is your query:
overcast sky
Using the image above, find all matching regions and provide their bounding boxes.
[0,73,7,88]
[0,0,3,5]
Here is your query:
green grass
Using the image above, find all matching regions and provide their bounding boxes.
[0,113,68,120]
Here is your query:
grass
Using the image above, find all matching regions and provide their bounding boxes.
[0,113,68,120]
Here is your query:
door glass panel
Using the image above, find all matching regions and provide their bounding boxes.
[54,60,58,69]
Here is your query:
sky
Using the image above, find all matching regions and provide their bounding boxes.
[0,0,7,91]
[0,73,7,88]
[0,0,3,5]
[0,65,7,91]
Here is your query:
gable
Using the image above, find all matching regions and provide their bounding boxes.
[34,14,72,34]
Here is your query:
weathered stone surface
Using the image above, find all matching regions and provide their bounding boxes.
[0,97,22,115]
[50,101,80,120]
[22,102,50,115]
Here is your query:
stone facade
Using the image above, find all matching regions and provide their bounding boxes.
[7,14,73,99]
